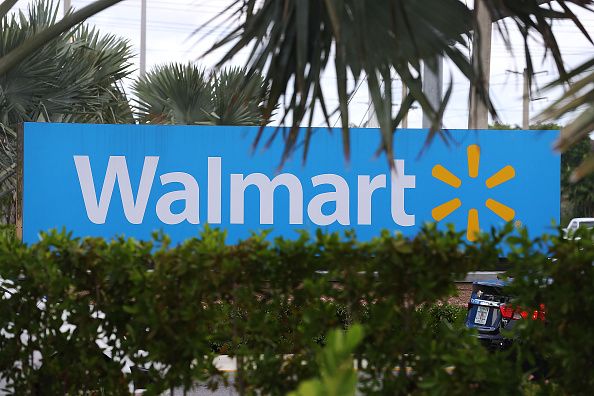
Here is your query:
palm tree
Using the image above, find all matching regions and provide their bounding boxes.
[200,0,593,173]
[133,63,270,126]
[0,1,134,222]
[132,63,212,125]
[210,66,270,126]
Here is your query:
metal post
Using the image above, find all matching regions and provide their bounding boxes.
[468,0,492,129]
[522,68,529,130]
[422,57,443,129]
[140,0,147,76]
[63,0,71,16]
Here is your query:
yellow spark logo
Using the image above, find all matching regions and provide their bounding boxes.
[431,144,516,241]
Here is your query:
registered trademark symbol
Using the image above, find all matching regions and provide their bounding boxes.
[514,220,523,228]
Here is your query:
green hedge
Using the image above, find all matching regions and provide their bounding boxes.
[0,224,592,395]
[417,304,467,336]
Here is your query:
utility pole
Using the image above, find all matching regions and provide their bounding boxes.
[140,0,147,76]
[364,0,550,131]
[422,57,442,129]
[468,0,492,129]
[507,68,547,129]
[63,0,71,16]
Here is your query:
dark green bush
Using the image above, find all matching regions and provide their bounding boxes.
[417,303,468,336]
[504,227,594,395]
[0,224,591,395]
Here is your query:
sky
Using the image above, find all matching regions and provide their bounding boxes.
[12,0,594,129]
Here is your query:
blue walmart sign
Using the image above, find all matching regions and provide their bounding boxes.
[21,123,560,244]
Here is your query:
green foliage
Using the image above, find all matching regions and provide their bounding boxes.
[540,58,594,181]
[202,0,591,163]
[488,122,562,131]
[0,225,592,395]
[0,1,133,125]
[561,138,594,223]
[288,324,363,396]
[0,0,123,76]
[489,122,520,130]
[0,1,133,219]
[133,63,270,126]
[417,304,467,336]
[505,227,594,395]
[529,123,564,131]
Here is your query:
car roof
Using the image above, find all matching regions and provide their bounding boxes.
[571,218,594,222]
[475,279,508,287]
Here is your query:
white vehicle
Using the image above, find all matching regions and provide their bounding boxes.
[564,217,594,239]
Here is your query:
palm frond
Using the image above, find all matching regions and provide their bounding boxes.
[0,0,133,212]
[538,58,594,181]
[203,0,474,162]
[133,63,211,124]
[0,1,134,125]
[133,64,270,126]
[0,0,122,75]
[200,0,594,164]
[208,66,270,126]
